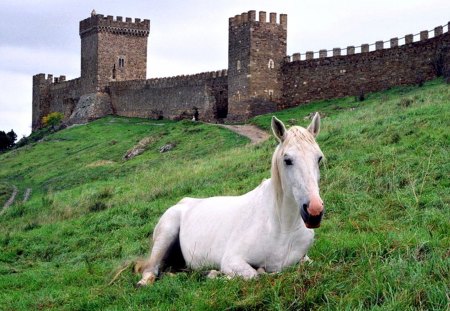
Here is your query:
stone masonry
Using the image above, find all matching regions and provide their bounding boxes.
[281,28,450,108]
[227,11,287,121]
[32,11,450,130]
[79,13,149,93]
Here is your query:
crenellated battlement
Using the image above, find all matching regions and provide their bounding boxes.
[49,78,81,91]
[110,69,228,90]
[33,73,52,85]
[229,10,287,29]
[79,12,150,38]
[33,73,76,86]
[32,74,82,97]
[285,22,449,62]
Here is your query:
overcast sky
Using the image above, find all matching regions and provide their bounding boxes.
[0,0,448,138]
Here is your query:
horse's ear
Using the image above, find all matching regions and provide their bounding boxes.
[271,116,286,142]
[307,112,320,138]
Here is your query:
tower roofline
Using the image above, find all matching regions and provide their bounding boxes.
[79,13,150,38]
[229,10,287,29]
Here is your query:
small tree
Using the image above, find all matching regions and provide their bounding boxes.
[0,131,9,151]
[0,129,17,151]
[6,130,17,147]
[42,112,64,129]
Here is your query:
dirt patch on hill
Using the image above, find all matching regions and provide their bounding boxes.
[1,185,18,216]
[123,136,158,160]
[220,125,270,144]
[87,160,116,167]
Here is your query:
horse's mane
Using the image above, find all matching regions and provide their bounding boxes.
[271,145,283,205]
[284,126,316,145]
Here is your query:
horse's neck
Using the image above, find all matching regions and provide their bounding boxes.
[264,178,304,232]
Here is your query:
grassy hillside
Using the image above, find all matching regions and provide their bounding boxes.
[0,79,449,310]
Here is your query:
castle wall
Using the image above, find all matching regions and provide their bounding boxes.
[109,70,228,122]
[47,78,82,119]
[32,74,82,130]
[281,28,450,108]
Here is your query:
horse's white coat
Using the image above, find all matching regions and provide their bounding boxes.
[138,113,324,285]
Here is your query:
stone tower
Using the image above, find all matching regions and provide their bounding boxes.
[79,11,150,93]
[227,10,287,121]
[32,74,52,130]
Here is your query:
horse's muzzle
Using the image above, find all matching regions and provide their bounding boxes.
[300,203,324,228]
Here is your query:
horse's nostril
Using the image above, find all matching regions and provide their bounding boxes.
[302,203,308,210]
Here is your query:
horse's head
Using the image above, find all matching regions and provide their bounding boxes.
[271,112,324,229]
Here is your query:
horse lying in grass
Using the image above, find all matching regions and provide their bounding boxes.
[137,113,325,286]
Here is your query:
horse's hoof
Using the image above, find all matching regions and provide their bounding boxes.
[135,280,152,288]
[207,270,221,279]
[256,267,266,275]
[135,274,156,287]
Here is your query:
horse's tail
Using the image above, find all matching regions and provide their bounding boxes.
[134,258,148,274]
[107,258,150,286]
[107,260,134,285]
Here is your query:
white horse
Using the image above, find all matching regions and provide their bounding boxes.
[137,113,325,286]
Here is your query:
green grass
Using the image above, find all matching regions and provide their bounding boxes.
[0,79,449,310]
[0,182,13,207]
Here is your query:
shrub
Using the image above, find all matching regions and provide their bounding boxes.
[42,112,64,128]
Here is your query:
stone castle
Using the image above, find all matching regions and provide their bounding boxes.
[32,10,449,130]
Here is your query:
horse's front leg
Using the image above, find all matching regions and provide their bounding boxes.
[221,257,258,279]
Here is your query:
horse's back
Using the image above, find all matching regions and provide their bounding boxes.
[177,197,203,205]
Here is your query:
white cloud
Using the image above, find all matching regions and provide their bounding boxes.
[0,70,32,137]
[0,46,79,78]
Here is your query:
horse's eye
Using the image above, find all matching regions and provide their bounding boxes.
[284,158,293,166]
[318,156,323,164]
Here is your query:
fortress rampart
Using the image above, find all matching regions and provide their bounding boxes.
[110,70,228,121]
[32,11,449,130]
[281,23,449,108]
[32,74,82,129]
